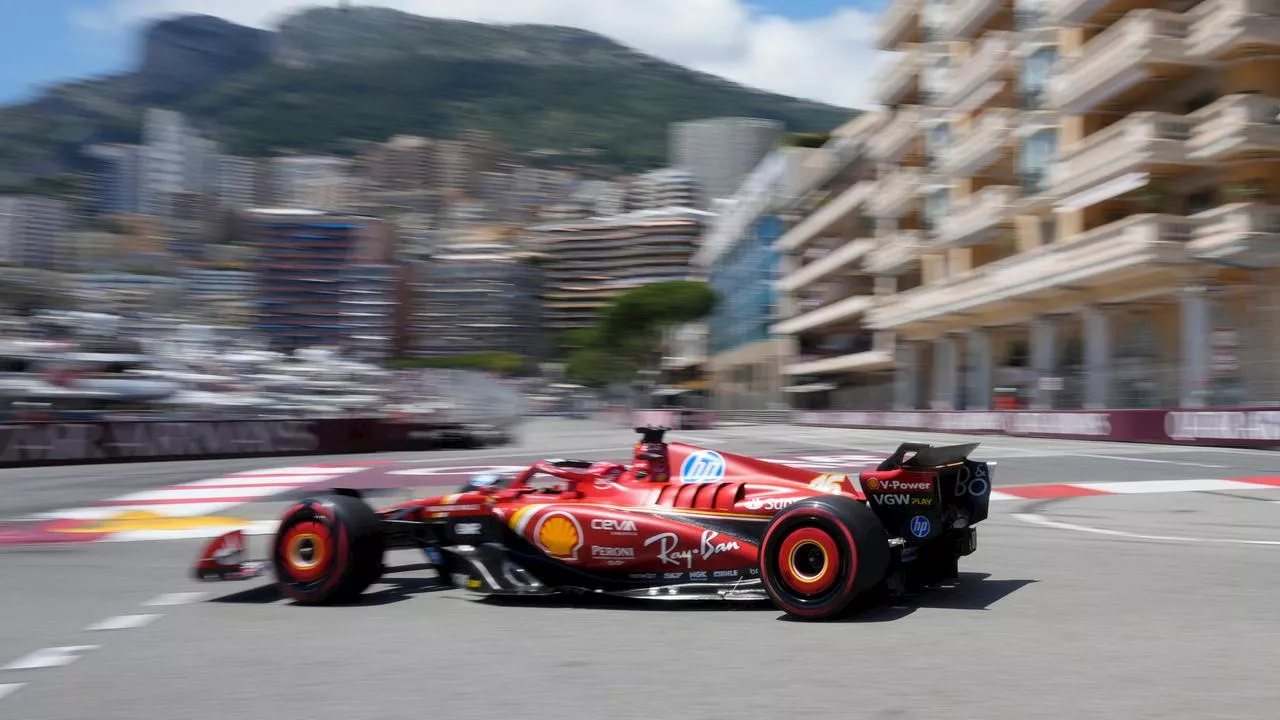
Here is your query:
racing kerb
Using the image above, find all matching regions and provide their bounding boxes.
[4,451,1279,546]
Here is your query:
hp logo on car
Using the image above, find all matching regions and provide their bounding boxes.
[909,515,931,538]
[680,450,726,483]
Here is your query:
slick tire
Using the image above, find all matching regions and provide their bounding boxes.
[272,494,385,605]
[759,495,891,621]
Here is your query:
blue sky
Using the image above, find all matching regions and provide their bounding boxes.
[0,1,884,107]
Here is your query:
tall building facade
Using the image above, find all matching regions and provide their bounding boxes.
[140,109,217,217]
[85,144,144,216]
[0,196,72,271]
[696,148,813,410]
[370,135,436,191]
[243,209,400,359]
[670,117,786,205]
[530,207,712,332]
[411,242,544,359]
[272,157,354,212]
[215,155,260,210]
[774,0,1280,411]
[634,168,699,210]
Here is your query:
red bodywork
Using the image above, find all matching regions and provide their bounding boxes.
[376,441,865,576]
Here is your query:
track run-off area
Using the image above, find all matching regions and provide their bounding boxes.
[1,418,1278,720]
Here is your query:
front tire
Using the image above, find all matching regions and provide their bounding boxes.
[272,494,385,604]
[760,496,891,620]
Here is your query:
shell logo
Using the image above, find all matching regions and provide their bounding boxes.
[868,477,880,490]
[533,511,583,561]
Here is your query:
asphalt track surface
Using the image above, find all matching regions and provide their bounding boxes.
[1,419,1279,719]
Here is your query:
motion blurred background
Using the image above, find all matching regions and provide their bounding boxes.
[1,0,1277,444]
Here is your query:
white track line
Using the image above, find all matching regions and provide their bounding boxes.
[1075,453,1228,469]
[0,683,23,700]
[1,646,100,671]
[1013,512,1280,547]
[1072,479,1266,495]
[39,502,259,521]
[103,486,292,503]
[144,592,209,606]
[85,614,162,632]
[228,466,368,476]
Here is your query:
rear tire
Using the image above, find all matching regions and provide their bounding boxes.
[759,496,891,621]
[272,494,385,604]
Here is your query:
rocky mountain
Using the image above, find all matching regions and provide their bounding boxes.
[0,6,852,188]
[139,14,272,99]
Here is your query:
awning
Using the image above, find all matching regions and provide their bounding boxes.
[1054,172,1149,213]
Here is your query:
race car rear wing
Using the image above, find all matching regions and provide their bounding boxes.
[875,442,981,471]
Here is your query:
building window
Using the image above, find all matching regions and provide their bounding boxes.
[1019,129,1058,193]
[1019,47,1058,109]
[924,189,949,232]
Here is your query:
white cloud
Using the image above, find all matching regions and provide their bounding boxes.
[84,0,888,109]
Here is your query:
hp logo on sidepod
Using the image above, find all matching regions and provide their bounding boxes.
[680,450,726,483]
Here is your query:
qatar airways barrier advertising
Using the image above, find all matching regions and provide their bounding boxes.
[631,407,1278,448]
[791,409,1280,448]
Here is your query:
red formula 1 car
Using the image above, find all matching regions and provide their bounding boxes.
[193,427,992,620]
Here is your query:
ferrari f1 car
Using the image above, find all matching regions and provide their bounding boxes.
[192,427,992,620]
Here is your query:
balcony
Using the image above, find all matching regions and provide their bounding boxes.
[868,213,1198,329]
[1048,112,1197,201]
[1189,203,1280,268]
[944,0,1013,41]
[939,109,1017,177]
[785,350,895,376]
[865,231,924,275]
[776,238,878,293]
[1048,0,1121,25]
[868,168,921,219]
[876,0,923,50]
[1186,0,1280,59]
[1048,10,1196,115]
[874,47,921,106]
[869,108,923,163]
[935,185,1020,247]
[1187,94,1280,162]
[938,32,1014,110]
[776,181,876,252]
[773,294,878,336]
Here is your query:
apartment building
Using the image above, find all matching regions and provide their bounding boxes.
[773,0,1280,411]
[634,168,700,210]
[529,206,711,333]
[410,242,545,359]
[767,112,900,410]
[695,147,815,410]
[242,208,400,359]
[0,196,73,272]
[671,117,786,206]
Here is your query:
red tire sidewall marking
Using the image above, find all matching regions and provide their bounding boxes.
[777,527,840,595]
[762,506,863,618]
[280,520,331,583]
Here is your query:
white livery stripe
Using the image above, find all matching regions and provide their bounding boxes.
[0,684,23,700]
[1,646,100,671]
[1073,479,1265,495]
[85,614,161,631]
